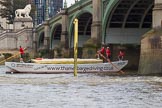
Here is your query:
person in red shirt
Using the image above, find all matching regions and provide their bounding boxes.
[118,50,125,61]
[19,46,24,62]
[97,44,107,62]
[106,47,111,60]
[99,46,105,55]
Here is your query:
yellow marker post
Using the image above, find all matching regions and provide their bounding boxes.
[73,18,78,76]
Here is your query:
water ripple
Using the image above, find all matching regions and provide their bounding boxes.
[0,66,162,108]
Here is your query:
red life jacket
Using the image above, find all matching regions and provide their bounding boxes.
[100,47,105,54]
[19,48,24,54]
[106,48,111,56]
[119,51,124,56]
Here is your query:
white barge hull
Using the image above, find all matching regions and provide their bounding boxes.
[5,60,128,74]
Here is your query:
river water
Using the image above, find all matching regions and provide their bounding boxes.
[0,66,162,108]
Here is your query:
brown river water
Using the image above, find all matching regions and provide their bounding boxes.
[0,66,162,108]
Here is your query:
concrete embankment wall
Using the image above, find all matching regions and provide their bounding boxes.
[139,28,162,75]
[0,29,33,50]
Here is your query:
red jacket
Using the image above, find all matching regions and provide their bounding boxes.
[106,48,111,56]
[19,47,24,54]
[100,47,105,54]
[119,51,124,56]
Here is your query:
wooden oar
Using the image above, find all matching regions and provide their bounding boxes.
[98,52,125,74]
[0,48,27,64]
[0,52,20,64]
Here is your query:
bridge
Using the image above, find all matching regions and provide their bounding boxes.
[35,0,155,50]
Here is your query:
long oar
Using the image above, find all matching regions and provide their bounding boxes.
[0,48,27,64]
[98,53,125,74]
[0,52,20,64]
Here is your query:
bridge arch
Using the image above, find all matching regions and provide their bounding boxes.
[102,0,120,42]
[38,32,44,49]
[50,23,62,49]
[103,0,153,44]
[69,10,92,48]
[102,0,154,69]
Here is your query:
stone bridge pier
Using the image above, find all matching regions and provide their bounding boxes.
[153,0,162,28]
[139,0,162,75]
[91,0,102,43]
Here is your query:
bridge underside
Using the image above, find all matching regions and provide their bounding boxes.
[39,32,44,48]
[51,24,62,49]
[105,0,153,44]
[109,0,153,28]
[103,0,154,69]
[70,12,92,47]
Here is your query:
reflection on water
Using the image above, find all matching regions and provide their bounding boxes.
[0,66,162,108]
